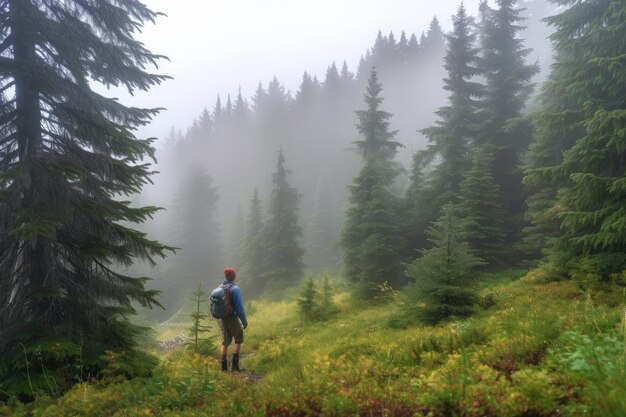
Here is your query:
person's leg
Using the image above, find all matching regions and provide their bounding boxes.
[221,319,233,372]
[231,324,244,372]
[220,344,229,371]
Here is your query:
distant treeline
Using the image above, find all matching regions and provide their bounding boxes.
[143,0,558,311]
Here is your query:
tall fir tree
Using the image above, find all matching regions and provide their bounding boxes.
[341,70,404,296]
[262,149,305,289]
[422,16,446,57]
[252,81,266,112]
[256,76,291,145]
[233,86,250,122]
[524,0,626,281]
[0,0,171,397]
[213,95,223,126]
[242,188,266,297]
[402,150,430,259]
[421,4,482,212]
[459,145,508,266]
[477,0,539,249]
[297,276,318,320]
[295,71,321,108]
[405,203,484,324]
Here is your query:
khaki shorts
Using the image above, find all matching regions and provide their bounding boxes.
[219,315,244,346]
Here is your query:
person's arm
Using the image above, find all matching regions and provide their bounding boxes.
[230,286,248,327]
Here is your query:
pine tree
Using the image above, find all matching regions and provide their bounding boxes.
[323,62,342,106]
[295,71,321,108]
[213,95,223,124]
[421,4,482,211]
[225,94,233,119]
[477,0,539,247]
[256,77,291,145]
[398,31,409,63]
[187,283,214,355]
[198,107,212,132]
[339,60,355,96]
[317,273,337,320]
[459,145,507,266]
[262,149,305,288]
[403,151,430,258]
[405,203,484,325]
[242,189,266,296]
[252,81,266,112]
[524,0,626,281]
[341,69,404,296]
[356,55,369,89]
[0,0,171,397]
[297,276,318,320]
[233,86,250,122]
[422,16,446,57]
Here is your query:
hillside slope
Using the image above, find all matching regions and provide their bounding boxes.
[3,270,624,417]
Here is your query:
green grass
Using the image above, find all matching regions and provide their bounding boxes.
[2,269,624,417]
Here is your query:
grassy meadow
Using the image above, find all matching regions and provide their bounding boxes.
[2,269,625,417]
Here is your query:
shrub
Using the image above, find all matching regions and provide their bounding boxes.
[551,330,626,417]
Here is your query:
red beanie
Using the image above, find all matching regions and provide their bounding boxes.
[224,268,236,281]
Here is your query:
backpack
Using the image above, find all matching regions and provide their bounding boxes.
[210,283,234,319]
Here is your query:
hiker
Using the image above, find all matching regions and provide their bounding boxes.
[217,267,248,372]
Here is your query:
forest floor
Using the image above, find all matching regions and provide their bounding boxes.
[2,268,625,417]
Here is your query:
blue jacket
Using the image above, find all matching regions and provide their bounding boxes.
[222,280,247,326]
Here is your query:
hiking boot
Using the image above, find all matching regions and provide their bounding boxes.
[231,354,241,372]
[221,355,228,372]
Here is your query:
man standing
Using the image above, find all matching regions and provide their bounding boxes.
[219,268,248,372]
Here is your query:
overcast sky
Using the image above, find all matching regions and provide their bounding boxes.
[124,0,484,141]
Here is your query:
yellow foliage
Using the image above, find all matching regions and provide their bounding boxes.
[9,270,624,417]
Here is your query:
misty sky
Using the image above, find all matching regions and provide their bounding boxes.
[125,0,483,141]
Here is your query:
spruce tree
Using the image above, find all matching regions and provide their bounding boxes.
[318,274,336,318]
[262,149,305,288]
[233,86,250,122]
[477,0,539,247]
[403,150,430,258]
[187,283,214,355]
[256,77,291,145]
[422,16,446,57]
[295,71,321,108]
[252,81,266,112]
[524,0,626,281]
[297,276,318,320]
[421,4,482,211]
[242,189,266,296]
[213,95,223,125]
[405,203,484,324]
[459,145,508,266]
[341,69,404,296]
[324,62,341,93]
[0,0,171,397]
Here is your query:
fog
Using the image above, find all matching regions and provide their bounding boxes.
[119,0,558,319]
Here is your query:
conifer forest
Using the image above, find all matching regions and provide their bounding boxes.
[0,0,625,416]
